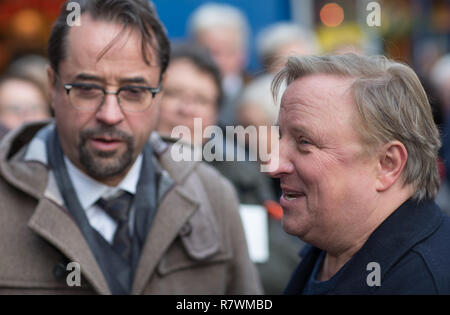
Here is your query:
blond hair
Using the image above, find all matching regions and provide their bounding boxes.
[272,54,441,201]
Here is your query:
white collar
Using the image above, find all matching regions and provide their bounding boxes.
[64,154,143,210]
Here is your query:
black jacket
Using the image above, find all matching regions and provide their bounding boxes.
[285,198,450,294]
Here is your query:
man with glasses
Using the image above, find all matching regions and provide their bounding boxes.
[0,0,261,295]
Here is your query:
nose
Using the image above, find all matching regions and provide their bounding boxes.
[95,93,125,126]
[268,138,294,178]
[177,95,197,117]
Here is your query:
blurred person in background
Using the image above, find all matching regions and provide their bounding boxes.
[188,3,251,127]
[236,74,306,294]
[256,22,319,75]
[157,43,220,148]
[0,73,50,131]
[157,42,274,210]
[157,43,284,293]
[0,121,7,140]
[236,74,280,194]
[430,54,450,117]
[413,41,445,128]
[8,54,51,97]
[431,54,450,215]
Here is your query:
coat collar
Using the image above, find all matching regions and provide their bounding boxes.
[286,198,444,294]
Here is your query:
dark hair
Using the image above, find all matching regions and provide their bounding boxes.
[170,42,223,108]
[48,0,170,79]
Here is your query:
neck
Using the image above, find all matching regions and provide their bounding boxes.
[318,187,414,281]
[318,232,370,281]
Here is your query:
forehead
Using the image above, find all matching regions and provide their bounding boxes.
[63,14,158,72]
[279,74,358,135]
[0,79,43,102]
[197,27,242,49]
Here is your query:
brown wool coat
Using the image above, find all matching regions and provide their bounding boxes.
[0,122,262,294]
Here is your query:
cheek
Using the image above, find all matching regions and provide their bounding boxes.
[158,104,177,125]
[296,152,354,211]
[54,104,87,142]
[295,152,339,187]
[128,109,159,146]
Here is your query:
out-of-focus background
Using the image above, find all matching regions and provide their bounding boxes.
[1,0,449,295]
[1,0,449,73]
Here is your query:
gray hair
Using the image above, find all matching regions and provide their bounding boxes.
[187,3,249,50]
[272,54,441,201]
[238,74,280,125]
[256,22,318,68]
[430,54,450,89]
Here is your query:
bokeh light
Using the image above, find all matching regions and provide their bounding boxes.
[11,9,45,38]
[320,2,345,28]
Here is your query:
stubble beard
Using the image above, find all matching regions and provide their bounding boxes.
[78,126,135,180]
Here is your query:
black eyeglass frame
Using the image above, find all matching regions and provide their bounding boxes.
[55,73,162,112]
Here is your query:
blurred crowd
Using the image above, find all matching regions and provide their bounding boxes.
[0,1,449,294]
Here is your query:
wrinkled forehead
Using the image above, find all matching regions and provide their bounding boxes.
[279,74,356,121]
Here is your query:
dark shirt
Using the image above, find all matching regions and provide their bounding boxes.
[302,251,351,295]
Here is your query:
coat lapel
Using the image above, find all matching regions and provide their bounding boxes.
[131,184,199,294]
[27,196,111,295]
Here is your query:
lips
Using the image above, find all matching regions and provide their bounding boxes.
[283,192,305,201]
[92,136,122,142]
[89,136,124,151]
[280,185,306,202]
[282,191,305,201]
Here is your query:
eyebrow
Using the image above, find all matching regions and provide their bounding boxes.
[119,76,150,85]
[72,73,152,86]
[290,123,315,139]
[73,73,103,83]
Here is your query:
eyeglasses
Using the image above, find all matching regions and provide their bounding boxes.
[163,87,216,108]
[58,76,161,113]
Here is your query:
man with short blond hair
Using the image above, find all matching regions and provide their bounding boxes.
[270,53,450,294]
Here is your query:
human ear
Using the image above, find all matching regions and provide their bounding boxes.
[375,141,408,192]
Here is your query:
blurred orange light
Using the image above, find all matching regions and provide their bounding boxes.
[11,9,45,37]
[320,3,345,27]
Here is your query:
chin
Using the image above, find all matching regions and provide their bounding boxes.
[281,216,307,238]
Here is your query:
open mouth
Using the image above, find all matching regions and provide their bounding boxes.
[283,192,305,201]
[281,184,306,201]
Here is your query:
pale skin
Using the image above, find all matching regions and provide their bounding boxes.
[47,14,164,186]
[0,79,50,129]
[157,58,218,145]
[196,27,245,78]
[270,74,414,281]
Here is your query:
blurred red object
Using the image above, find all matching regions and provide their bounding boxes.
[264,200,283,221]
[438,156,446,181]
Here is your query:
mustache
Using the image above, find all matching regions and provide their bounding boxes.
[79,126,133,144]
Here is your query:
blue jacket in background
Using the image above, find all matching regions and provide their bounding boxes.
[285,198,450,294]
